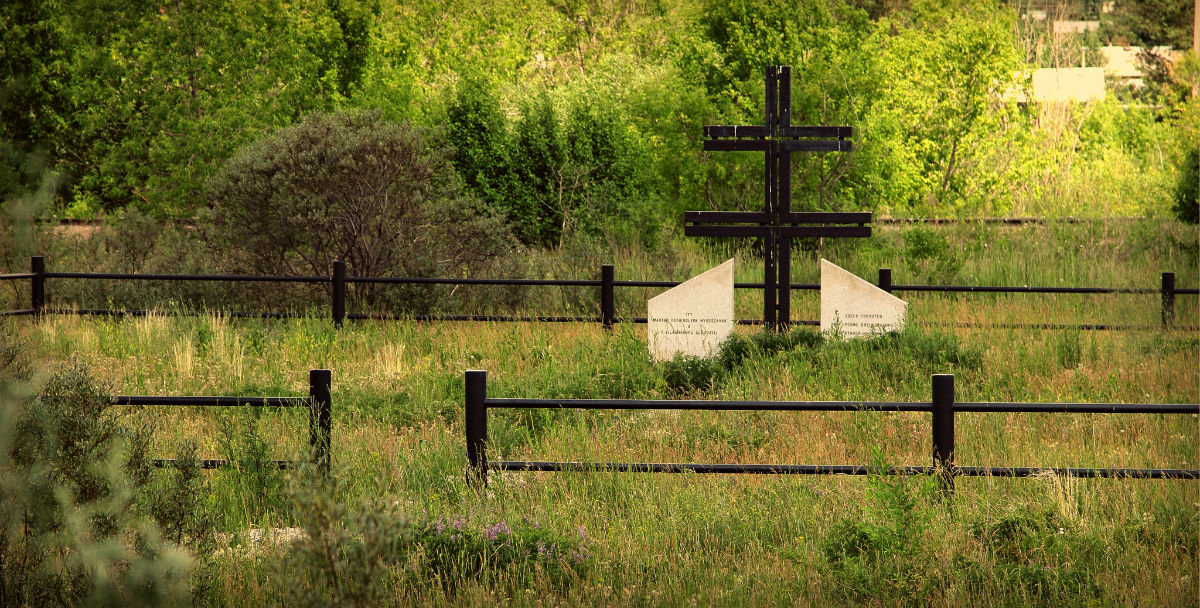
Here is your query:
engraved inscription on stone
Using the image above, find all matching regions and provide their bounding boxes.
[648,259,735,361]
[820,258,907,339]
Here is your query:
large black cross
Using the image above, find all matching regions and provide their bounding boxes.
[686,65,871,331]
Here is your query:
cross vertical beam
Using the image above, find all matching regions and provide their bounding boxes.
[688,66,868,331]
[774,66,793,327]
[763,67,779,328]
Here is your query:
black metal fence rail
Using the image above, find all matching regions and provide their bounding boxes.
[464,370,1199,491]
[119,369,332,474]
[2,256,1196,330]
[874,217,1175,225]
[37,216,1178,227]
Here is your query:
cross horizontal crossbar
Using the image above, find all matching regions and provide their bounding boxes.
[704,125,853,138]
[685,225,872,238]
[703,139,852,152]
[685,211,872,224]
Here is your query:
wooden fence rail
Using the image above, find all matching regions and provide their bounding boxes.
[464,371,1200,492]
[116,369,332,475]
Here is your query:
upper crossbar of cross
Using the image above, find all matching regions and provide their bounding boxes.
[702,125,853,152]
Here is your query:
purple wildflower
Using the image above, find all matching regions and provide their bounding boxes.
[485,520,511,540]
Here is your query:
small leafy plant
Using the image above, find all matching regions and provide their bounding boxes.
[411,515,589,591]
[661,327,825,395]
[821,456,939,602]
[273,469,589,605]
[902,226,964,283]
[0,361,198,606]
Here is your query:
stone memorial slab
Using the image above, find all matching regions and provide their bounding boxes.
[648,259,735,361]
[820,259,907,339]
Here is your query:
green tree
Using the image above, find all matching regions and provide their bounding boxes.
[1174,145,1199,223]
[325,0,381,98]
[679,0,876,213]
[680,0,1025,215]
[6,0,356,217]
[864,2,1025,212]
[1102,0,1195,48]
[562,89,657,239]
[205,110,513,307]
[0,0,68,196]
[447,75,514,218]
[512,92,569,246]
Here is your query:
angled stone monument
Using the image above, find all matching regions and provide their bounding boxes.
[648,259,735,361]
[820,259,907,339]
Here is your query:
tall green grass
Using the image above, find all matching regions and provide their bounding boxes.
[4,300,1196,606]
[0,219,1196,605]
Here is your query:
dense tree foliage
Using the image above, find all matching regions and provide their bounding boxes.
[1,0,1196,237]
[1102,0,1195,49]
[205,110,513,305]
[1175,145,1199,223]
[446,76,657,247]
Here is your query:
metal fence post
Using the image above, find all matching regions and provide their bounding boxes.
[878,268,892,294]
[932,374,955,494]
[31,256,44,315]
[601,264,615,330]
[332,261,346,328]
[1161,272,1175,329]
[309,369,332,477]
[465,370,488,486]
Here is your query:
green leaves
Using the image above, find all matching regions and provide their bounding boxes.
[5,0,1194,224]
[0,361,195,605]
[446,77,658,248]
[205,110,514,310]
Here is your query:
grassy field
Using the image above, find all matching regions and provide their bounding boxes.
[1,221,1197,606]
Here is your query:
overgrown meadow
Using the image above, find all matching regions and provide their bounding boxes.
[3,0,1198,605]
[1,221,1196,606]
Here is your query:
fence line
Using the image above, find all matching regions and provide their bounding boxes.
[873,217,1166,225]
[116,369,332,474]
[464,371,1200,492]
[38,216,1175,227]
[2,256,1196,330]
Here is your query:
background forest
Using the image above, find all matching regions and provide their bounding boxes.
[1,0,1197,305]
[3,0,1197,240]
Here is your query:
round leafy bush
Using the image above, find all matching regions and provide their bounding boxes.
[205,110,514,309]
